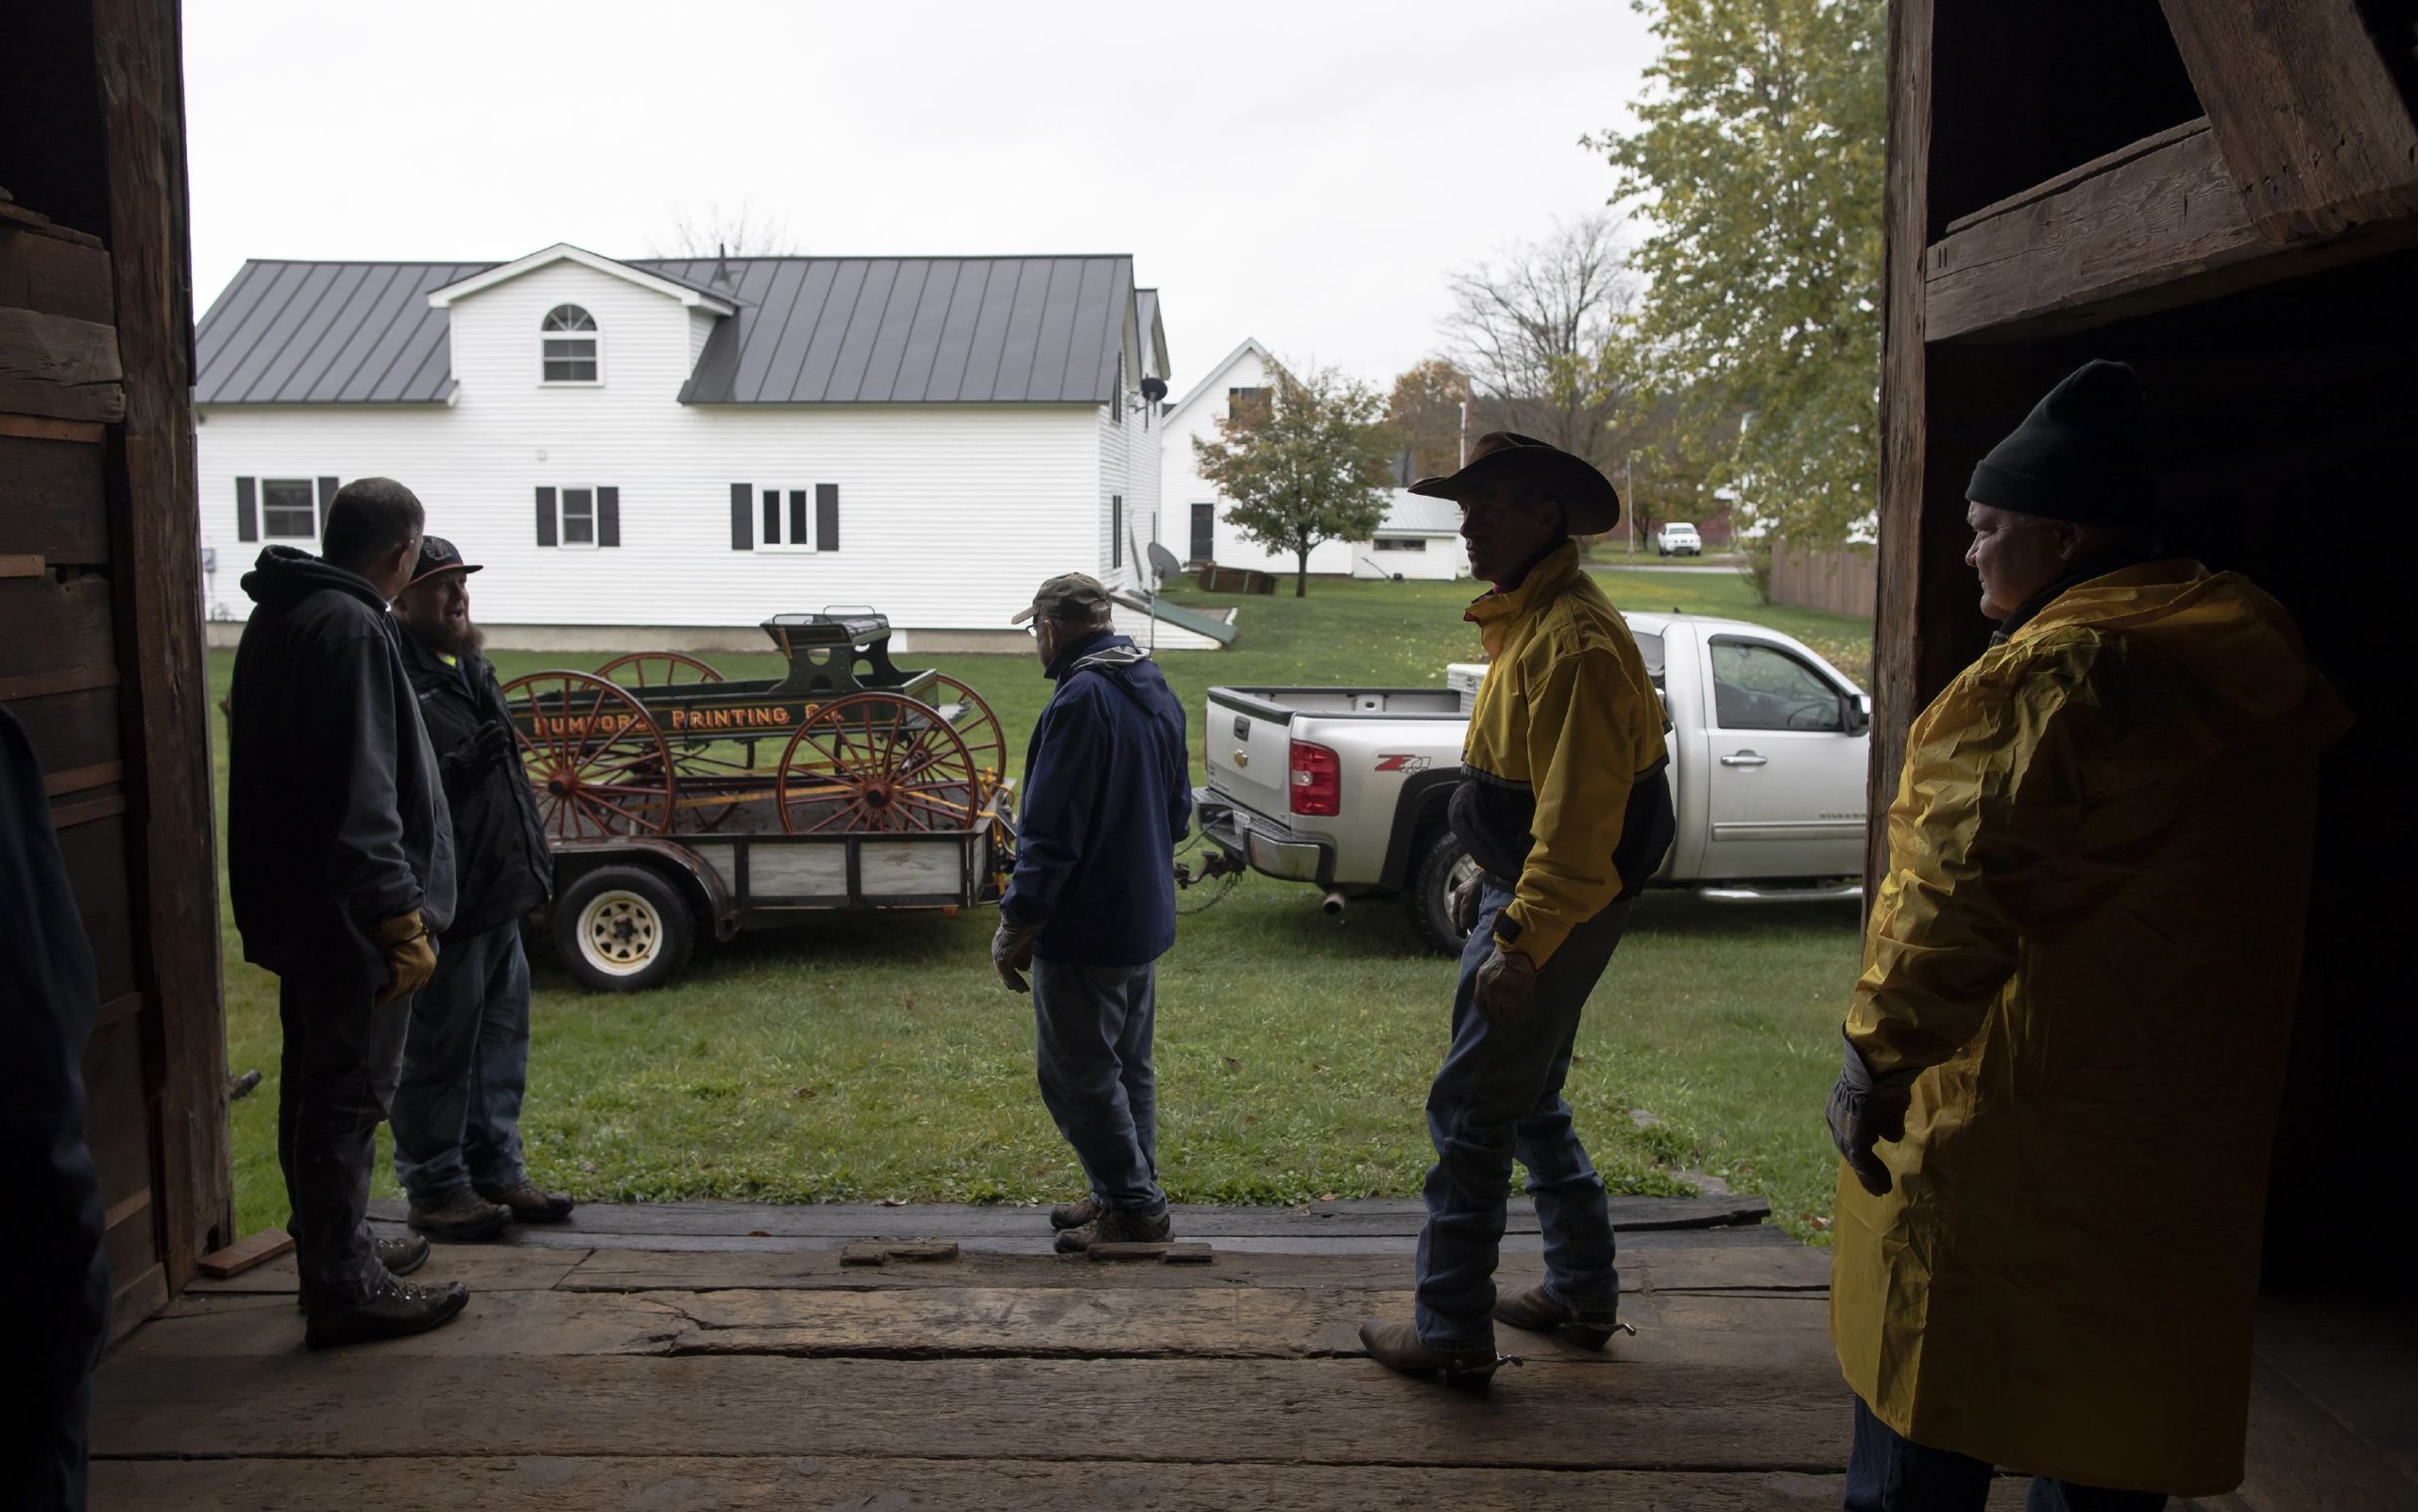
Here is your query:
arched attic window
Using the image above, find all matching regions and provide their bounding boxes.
[541,304,600,383]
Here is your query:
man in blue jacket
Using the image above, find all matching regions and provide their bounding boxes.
[992,573,1192,1253]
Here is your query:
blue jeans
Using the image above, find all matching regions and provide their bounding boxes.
[391,921,535,1203]
[1415,880,1631,1348]
[1031,956,1166,1215]
[1847,1396,2170,1511]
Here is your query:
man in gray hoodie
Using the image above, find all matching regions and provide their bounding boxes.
[228,477,464,1348]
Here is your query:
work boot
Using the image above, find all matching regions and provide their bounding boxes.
[1357,1319,1507,1386]
[1049,1194,1102,1231]
[1494,1283,1631,1351]
[1054,1205,1172,1254]
[379,1232,432,1277]
[407,1188,514,1240]
[297,1233,431,1308]
[304,1273,469,1351]
[475,1180,576,1224]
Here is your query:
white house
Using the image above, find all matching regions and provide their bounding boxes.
[1157,337,1467,583]
[192,244,1227,651]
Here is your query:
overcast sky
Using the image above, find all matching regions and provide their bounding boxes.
[183,0,1657,392]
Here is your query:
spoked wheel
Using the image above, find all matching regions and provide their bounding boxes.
[775,691,980,835]
[595,651,724,688]
[596,654,749,829]
[921,672,1009,800]
[502,671,678,840]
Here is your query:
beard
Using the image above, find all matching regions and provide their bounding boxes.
[423,616,486,658]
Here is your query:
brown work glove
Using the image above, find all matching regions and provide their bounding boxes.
[991,922,1040,994]
[1473,942,1538,1025]
[369,910,436,1007]
[1448,867,1486,937]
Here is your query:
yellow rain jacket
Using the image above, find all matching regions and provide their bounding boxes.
[1831,561,2349,1495]
[1456,541,1669,966]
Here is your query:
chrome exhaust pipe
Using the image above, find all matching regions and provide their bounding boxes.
[1321,890,1348,917]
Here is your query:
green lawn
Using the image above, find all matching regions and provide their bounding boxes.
[211,574,1871,1243]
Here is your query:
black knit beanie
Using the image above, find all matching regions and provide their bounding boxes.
[1966,360,2154,529]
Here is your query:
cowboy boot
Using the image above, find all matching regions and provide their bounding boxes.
[1357,1319,1506,1386]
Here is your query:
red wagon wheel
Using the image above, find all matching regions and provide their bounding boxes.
[775,691,980,835]
[921,673,1009,799]
[594,651,724,688]
[502,671,678,840]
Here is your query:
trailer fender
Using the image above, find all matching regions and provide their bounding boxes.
[553,837,740,943]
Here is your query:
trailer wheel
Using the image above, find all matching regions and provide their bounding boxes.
[554,865,695,993]
[1405,829,1480,957]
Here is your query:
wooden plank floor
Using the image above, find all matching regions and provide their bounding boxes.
[86,1201,2408,1510]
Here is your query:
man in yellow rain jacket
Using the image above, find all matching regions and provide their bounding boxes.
[1358,433,1674,1383]
[1829,362,2349,1507]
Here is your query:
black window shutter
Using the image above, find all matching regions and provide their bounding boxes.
[730,484,753,550]
[1113,495,1123,568]
[315,475,340,535]
[815,484,839,552]
[598,486,621,548]
[535,486,557,547]
[235,477,259,542]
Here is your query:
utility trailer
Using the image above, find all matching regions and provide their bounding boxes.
[499,610,1013,991]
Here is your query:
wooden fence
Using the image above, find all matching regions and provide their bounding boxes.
[1769,543,1878,618]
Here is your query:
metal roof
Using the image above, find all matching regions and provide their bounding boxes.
[645,255,1134,404]
[196,253,1142,406]
[1380,490,1463,535]
[195,261,493,404]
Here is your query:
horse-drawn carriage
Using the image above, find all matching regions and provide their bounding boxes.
[500,610,1013,991]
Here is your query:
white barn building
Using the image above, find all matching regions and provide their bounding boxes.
[1158,337,1468,583]
[191,244,1224,651]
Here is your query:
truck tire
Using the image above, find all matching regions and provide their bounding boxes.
[553,864,695,994]
[1405,830,1479,957]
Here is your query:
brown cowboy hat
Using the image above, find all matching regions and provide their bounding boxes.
[1407,431,1622,535]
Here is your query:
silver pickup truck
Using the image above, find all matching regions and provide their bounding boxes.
[1194,610,1871,952]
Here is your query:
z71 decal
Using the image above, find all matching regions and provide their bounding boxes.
[1374,754,1433,774]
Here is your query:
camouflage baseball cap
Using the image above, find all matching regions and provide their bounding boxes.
[1011,571,1113,625]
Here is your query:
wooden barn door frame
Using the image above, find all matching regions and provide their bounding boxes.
[95,0,232,1290]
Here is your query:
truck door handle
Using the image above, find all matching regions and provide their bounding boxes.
[1720,751,1768,767]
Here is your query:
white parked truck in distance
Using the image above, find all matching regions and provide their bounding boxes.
[1194,611,1870,952]
[1656,522,1704,555]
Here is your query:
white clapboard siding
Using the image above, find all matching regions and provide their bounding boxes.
[197,260,1122,632]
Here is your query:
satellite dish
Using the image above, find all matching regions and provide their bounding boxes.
[1148,541,1183,584]
[1140,376,1169,404]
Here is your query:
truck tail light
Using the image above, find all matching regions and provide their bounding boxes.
[1288,739,1341,816]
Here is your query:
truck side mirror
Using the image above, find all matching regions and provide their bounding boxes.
[1842,692,1871,735]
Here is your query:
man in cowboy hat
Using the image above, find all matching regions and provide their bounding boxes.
[991,572,1192,1253]
[1829,361,2349,1505]
[387,536,569,1242]
[1358,433,1675,1383]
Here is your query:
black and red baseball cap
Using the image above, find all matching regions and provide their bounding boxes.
[405,535,484,589]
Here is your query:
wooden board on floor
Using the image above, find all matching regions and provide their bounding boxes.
[89,1457,2035,1512]
[92,1352,1849,1469]
[363,1194,1772,1241]
[115,1283,1830,1369]
[553,1242,1828,1296]
[177,1246,593,1296]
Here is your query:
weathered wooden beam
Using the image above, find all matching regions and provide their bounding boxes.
[0,220,116,325]
[0,307,126,422]
[2159,0,2418,242]
[93,0,232,1294]
[1924,122,2418,343]
[1867,0,1933,897]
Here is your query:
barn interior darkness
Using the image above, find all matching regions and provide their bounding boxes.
[1909,8,2416,1290]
